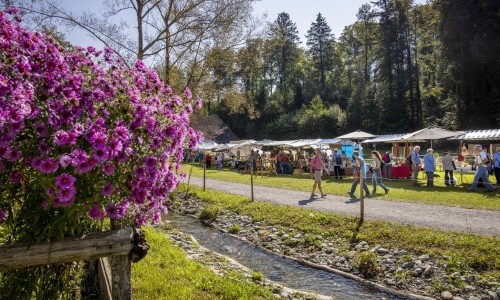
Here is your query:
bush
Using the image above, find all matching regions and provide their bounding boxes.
[228,223,241,234]
[0,8,202,297]
[199,206,220,221]
[353,251,379,278]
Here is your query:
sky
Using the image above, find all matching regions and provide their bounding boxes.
[60,0,427,48]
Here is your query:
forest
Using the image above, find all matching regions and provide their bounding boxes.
[206,0,500,139]
[5,0,500,139]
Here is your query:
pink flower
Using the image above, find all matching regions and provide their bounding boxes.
[39,158,59,174]
[56,173,76,190]
[102,163,115,176]
[101,182,114,196]
[88,203,105,220]
[0,209,5,222]
[57,186,76,204]
[10,171,22,184]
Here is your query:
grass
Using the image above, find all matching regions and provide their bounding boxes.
[131,226,276,300]
[181,186,500,280]
[183,163,500,210]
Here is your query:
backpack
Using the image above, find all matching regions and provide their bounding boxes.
[382,153,390,163]
[485,153,491,165]
[406,154,412,166]
[335,155,342,165]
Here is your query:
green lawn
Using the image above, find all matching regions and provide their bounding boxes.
[183,163,500,210]
[183,186,500,281]
[132,226,276,300]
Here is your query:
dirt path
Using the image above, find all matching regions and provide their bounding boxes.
[187,177,500,236]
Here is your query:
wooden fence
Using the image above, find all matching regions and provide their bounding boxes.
[0,227,149,300]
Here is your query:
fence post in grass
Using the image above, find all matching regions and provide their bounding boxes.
[203,161,206,191]
[360,169,365,223]
[250,156,254,202]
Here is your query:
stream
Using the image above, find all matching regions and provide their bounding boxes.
[167,213,408,300]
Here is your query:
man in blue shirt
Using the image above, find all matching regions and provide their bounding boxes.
[412,146,421,186]
[470,145,496,192]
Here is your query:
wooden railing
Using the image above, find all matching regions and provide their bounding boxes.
[0,227,149,300]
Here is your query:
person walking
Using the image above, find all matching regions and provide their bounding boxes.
[411,146,422,186]
[423,148,436,187]
[310,148,327,198]
[205,152,212,169]
[371,151,389,194]
[382,150,392,179]
[348,151,370,197]
[332,149,342,179]
[494,146,500,186]
[441,151,455,187]
[469,145,496,192]
[216,152,223,172]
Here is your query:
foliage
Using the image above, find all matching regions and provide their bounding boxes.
[228,223,241,234]
[199,205,220,221]
[353,250,379,278]
[132,226,276,299]
[0,9,201,296]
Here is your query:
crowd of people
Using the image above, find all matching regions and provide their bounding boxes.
[189,143,499,196]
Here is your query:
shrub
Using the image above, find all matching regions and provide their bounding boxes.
[228,223,241,234]
[199,206,220,221]
[353,251,379,278]
[0,8,202,297]
[251,272,263,281]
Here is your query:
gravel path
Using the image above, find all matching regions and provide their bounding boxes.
[188,177,500,237]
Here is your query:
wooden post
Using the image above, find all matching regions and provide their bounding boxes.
[360,169,365,223]
[110,254,131,299]
[203,161,206,191]
[250,157,254,202]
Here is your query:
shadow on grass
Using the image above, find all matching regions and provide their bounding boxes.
[350,219,364,243]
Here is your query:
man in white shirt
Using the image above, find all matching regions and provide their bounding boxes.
[469,145,495,192]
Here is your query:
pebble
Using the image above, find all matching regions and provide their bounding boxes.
[441,291,453,300]
[172,196,499,300]
[488,291,499,300]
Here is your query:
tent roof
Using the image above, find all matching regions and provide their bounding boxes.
[318,138,355,145]
[450,129,500,141]
[402,127,457,141]
[361,134,424,143]
[336,130,375,140]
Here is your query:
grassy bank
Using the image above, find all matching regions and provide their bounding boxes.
[182,186,500,280]
[131,226,276,300]
[183,163,500,210]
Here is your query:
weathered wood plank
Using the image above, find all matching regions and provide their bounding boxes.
[0,228,134,271]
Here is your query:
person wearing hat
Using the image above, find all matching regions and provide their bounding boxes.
[424,148,436,187]
[470,145,496,192]
[347,150,371,197]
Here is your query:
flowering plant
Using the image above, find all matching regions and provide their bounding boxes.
[0,8,202,233]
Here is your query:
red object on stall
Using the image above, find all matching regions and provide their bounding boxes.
[391,165,411,179]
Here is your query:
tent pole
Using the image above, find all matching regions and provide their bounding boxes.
[250,156,254,202]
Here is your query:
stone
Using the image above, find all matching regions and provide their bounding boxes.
[488,291,499,300]
[403,261,415,269]
[465,285,476,291]
[469,297,481,300]
[419,254,430,262]
[325,248,334,254]
[452,297,465,300]
[441,291,453,300]
[422,265,434,278]
[377,248,390,254]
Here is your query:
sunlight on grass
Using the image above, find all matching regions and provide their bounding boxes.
[183,163,500,210]
[184,186,500,279]
[131,226,275,300]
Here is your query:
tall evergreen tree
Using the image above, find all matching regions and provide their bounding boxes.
[268,12,301,91]
[306,13,335,92]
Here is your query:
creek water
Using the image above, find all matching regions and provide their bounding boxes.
[167,213,408,300]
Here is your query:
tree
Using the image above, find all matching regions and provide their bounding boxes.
[306,13,335,92]
[267,12,300,91]
[3,0,261,88]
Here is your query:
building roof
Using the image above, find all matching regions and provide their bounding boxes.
[189,114,239,144]
[450,129,500,141]
[361,134,425,143]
